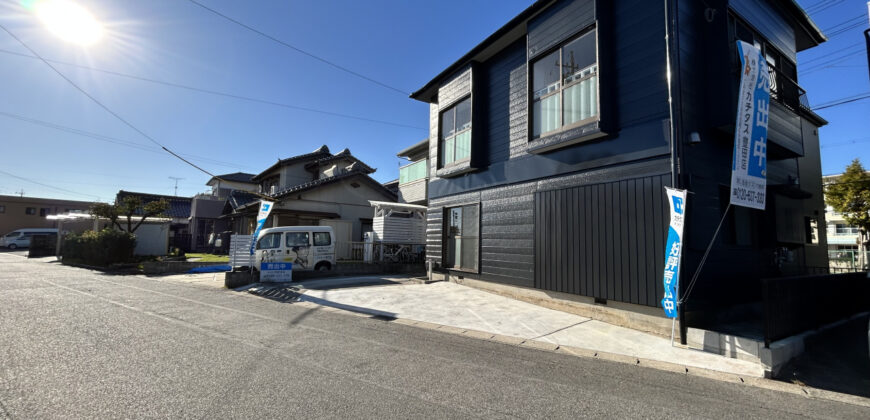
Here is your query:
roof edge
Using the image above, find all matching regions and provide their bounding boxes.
[410,0,553,102]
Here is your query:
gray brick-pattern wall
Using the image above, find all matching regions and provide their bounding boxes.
[428,66,473,182]
[508,62,529,160]
[397,179,427,204]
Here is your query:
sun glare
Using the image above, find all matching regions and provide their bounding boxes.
[34,0,102,46]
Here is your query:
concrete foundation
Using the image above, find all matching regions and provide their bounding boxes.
[440,272,680,339]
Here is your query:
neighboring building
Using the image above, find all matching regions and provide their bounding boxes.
[823,173,868,271]
[0,194,93,235]
[115,191,192,252]
[410,0,828,335]
[224,146,397,247]
[396,139,430,205]
[190,172,257,252]
[382,179,399,197]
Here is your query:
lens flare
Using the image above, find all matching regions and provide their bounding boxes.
[34,0,102,46]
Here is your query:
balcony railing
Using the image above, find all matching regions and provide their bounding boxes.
[828,226,861,235]
[768,66,805,114]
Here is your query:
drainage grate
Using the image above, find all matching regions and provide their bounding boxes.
[247,286,302,303]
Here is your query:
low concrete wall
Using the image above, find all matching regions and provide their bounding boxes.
[291,262,424,281]
[143,261,229,275]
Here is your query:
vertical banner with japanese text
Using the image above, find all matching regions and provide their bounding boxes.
[249,200,274,255]
[730,41,770,210]
[661,187,687,319]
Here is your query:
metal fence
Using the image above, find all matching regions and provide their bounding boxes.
[828,249,870,273]
[335,241,426,264]
[227,235,425,268]
[762,271,870,346]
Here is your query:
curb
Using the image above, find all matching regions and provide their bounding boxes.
[238,288,870,409]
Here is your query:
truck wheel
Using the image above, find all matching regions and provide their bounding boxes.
[8,244,17,250]
[315,262,331,271]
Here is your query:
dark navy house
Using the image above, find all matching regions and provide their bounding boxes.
[411,0,828,337]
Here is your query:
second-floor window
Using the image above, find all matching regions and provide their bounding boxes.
[439,97,471,167]
[399,160,428,184]
[531,28,598,139]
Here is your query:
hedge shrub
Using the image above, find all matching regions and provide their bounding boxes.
[62,229,137,267]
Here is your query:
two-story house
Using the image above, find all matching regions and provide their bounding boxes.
[411,0,828,338]
[223,145,397,252]
[397,139,430,206]
[189,172,258,252]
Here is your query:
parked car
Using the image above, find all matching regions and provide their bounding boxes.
[254,226,335,272]
[0,228,58,249]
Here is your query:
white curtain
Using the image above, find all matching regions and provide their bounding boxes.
[533,94,561,138]
[563,74,598,126]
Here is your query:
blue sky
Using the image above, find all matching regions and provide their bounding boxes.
[0,0,867,203]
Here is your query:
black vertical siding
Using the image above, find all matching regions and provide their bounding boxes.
[528,0,595,58]
[533,173,671,307]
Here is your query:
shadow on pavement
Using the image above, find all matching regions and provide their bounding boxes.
[776,314,870,398]
[245,283,398,321]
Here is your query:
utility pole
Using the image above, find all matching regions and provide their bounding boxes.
[168,177,184,196]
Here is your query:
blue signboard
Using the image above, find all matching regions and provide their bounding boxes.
[730,41,770,210]
[260,262,292,282]
[249,201,274,255]
[661,188,687,319]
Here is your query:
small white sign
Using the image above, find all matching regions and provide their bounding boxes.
[260,262,292,283]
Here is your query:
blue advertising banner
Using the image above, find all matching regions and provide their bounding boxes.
[730,41,770,210]
[661,187,687,319]
[249,200,274,255]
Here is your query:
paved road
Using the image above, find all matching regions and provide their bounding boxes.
[1,254,868,419]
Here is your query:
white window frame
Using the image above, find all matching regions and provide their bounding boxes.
[530,27,600,140]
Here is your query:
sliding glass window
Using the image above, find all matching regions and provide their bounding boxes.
[531,29,598,139]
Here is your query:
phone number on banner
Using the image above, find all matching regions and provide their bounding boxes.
[732,187,765,205]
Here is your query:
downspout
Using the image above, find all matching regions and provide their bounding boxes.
[664,0,687,344]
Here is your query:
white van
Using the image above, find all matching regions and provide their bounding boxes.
[0,228,58,249]
[254,226,335,272]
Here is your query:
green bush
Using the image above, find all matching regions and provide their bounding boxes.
[62,229,137,267]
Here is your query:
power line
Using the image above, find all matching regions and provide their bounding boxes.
[806,0,845,14]
[812,91,870,110]
[0,169,100,200]
[0,48,425,130]
[186,0,410,96]
[0,22,228,183]
[821,14,865,33]
[0,110,254,170]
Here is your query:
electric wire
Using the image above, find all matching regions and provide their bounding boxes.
[185,0,410,96]
[0,22,275,202]
[0,110,254,170]
[0,48,425,130]
[0,169,101,200]
[812,91,870,109]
